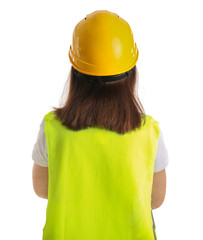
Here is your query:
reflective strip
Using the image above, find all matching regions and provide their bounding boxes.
[151,210,157,240]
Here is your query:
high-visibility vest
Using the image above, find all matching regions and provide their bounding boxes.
[42,110,160,240]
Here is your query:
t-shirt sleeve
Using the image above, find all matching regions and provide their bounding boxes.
[154,127,169,173]
[32,118,48,167]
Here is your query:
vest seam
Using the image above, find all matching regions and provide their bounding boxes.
[43,116,50,234]
[151,210,157,240]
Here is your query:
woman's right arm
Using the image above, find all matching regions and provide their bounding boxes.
[151,169,167,209]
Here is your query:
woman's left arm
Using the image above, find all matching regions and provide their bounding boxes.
[32,162,48,199]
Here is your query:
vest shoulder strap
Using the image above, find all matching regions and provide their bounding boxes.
[44,110,57,121]
[142,114,160,131]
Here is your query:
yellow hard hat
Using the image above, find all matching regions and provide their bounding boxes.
[68,10,139,77]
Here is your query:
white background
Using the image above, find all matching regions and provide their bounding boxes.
[0,0,203,239]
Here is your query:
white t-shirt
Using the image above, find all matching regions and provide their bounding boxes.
[32,118,169,172]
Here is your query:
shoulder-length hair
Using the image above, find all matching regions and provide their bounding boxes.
[52,65,146,135]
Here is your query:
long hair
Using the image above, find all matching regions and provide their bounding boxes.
[52,65,146,135]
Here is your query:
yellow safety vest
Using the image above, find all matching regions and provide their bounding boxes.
[42,110,160,240]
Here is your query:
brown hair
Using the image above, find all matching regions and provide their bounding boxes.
[52,65,146,135]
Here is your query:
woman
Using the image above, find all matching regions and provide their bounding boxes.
[32,10,168,240]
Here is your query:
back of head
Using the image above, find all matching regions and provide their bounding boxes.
[52,10,145,135]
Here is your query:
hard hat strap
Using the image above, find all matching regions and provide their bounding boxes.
[73,67,134,83]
